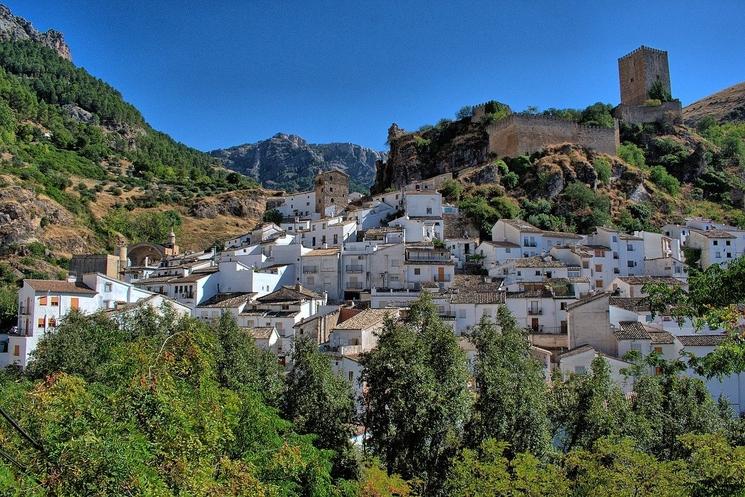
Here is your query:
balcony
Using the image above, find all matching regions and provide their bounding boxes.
[345,265,364,273]
[527,308,543,316]
[303,266,318,274]
[406,255,451,263]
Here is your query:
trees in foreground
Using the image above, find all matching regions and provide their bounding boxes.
[3,293,745,495]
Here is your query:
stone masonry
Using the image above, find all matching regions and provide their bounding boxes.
[485,114,619,157]
[314,169,349,215]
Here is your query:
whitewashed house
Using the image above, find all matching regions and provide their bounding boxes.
[300,247,342,302]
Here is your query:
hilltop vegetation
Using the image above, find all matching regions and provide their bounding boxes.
[0,40,268,283]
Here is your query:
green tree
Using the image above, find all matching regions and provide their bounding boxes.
[361,294,471,494]
[283,336,357,478]
[440,179,464,202]
[466,308,551,456]
[648,80,673,102]
[215,313,283,404]
[550,357,634,452]
[565,437,689,497]
[631,373,725,459]
[263,208,284,225]
[444,439,569,497]
[649,165,681,195]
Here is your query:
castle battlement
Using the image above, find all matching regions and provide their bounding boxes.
[618,45,668,61]
[485,113,619,157]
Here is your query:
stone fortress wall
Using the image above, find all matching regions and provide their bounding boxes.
[618,45,671,106]
[484,114,619,157]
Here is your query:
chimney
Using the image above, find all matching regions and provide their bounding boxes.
[67,273,78,283]
[295,283,303,292]
[119,245,128,267]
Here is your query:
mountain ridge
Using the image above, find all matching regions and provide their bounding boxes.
[211,132,386,193]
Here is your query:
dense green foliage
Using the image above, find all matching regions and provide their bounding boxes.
[361,295,471,494]
[0,40,257,251]
[539,102,615,128]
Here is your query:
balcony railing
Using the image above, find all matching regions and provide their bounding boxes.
[523,242,537,247]
[303,266,318,274]
[406,256,451,263]
[527,308,543,315]
[345,265,364,273]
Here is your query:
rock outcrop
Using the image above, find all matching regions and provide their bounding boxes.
[0,5,72,60]
[189,189,267,219]
[211,133,385,191]
[372,120,489,193]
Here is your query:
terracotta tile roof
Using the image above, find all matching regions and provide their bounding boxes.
[480,240,521,249]
[451,292,505,304]
[559,344,596,359]
[501,219,543,233]
[566,292,609,310]
[677,334,728,347]
[648,330,675,344]
[26,279,96,295]
[198,292,254,308]
[513,256,565,268]
[616,276,683,286]
[256,285,322,303]
[304,247,341,257]
[542,230,583,239]
[609,297,651,312]
[335,308,395,330]
[615,321,650,340]
[244,326,276,340]
[691,228,737,239]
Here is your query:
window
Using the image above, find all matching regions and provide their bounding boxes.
[713,240,719,246]
[626,244,633,251]
[505,248,511,253]
[37,318,45,328]
[595,264,602,272]
[39,296,48,306]
[414,268,421,275]
[49,317,57,328]
[715,252,722,259]
[50,296,59,306]
[426,207,432,214]
[560,302,567,310]
[727,253,732,258]
[13,344,19,357]
[612,235,618,242]
[627,261,635,268]
[535,271,541,276]
[70,297,79,310]
[348,371,353,382]
[595,279,604,289]
[582,261,589,269]
[104,282,113,292]
[333,234,338,244]
[726,240,731,246]
[594,249,604,257]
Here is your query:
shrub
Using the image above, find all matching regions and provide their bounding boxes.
[495,160,509,176]
[455,105,473,120]
[262,208,284,224]
[648,80,672,102]
[649,166,681,195]
[618,142,646,169]
[593,157,612,184]
[440,179,463,202]
[502,171,519,189]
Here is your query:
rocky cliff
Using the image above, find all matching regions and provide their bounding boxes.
[0,4,71,60]
[211,133,385,192]
[684,82,745,126]
[372,119,489,193]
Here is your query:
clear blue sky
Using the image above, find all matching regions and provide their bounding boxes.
[5,1,744,151]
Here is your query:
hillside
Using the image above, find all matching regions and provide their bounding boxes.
[375,102,745,236]
[684,82,745,125]
[0,6,270,282]
[211,133,385,193]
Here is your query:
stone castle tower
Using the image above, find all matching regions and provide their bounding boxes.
[618,45,671,105]
[314,169,349,216]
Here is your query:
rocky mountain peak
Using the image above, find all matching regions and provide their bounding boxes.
[0,4,72,60]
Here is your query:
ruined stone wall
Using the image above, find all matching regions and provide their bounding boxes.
[619,46,671,106]
[486,115,619,157]
[615,100,682,125]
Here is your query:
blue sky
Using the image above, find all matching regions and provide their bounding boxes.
[6,1,744,151]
